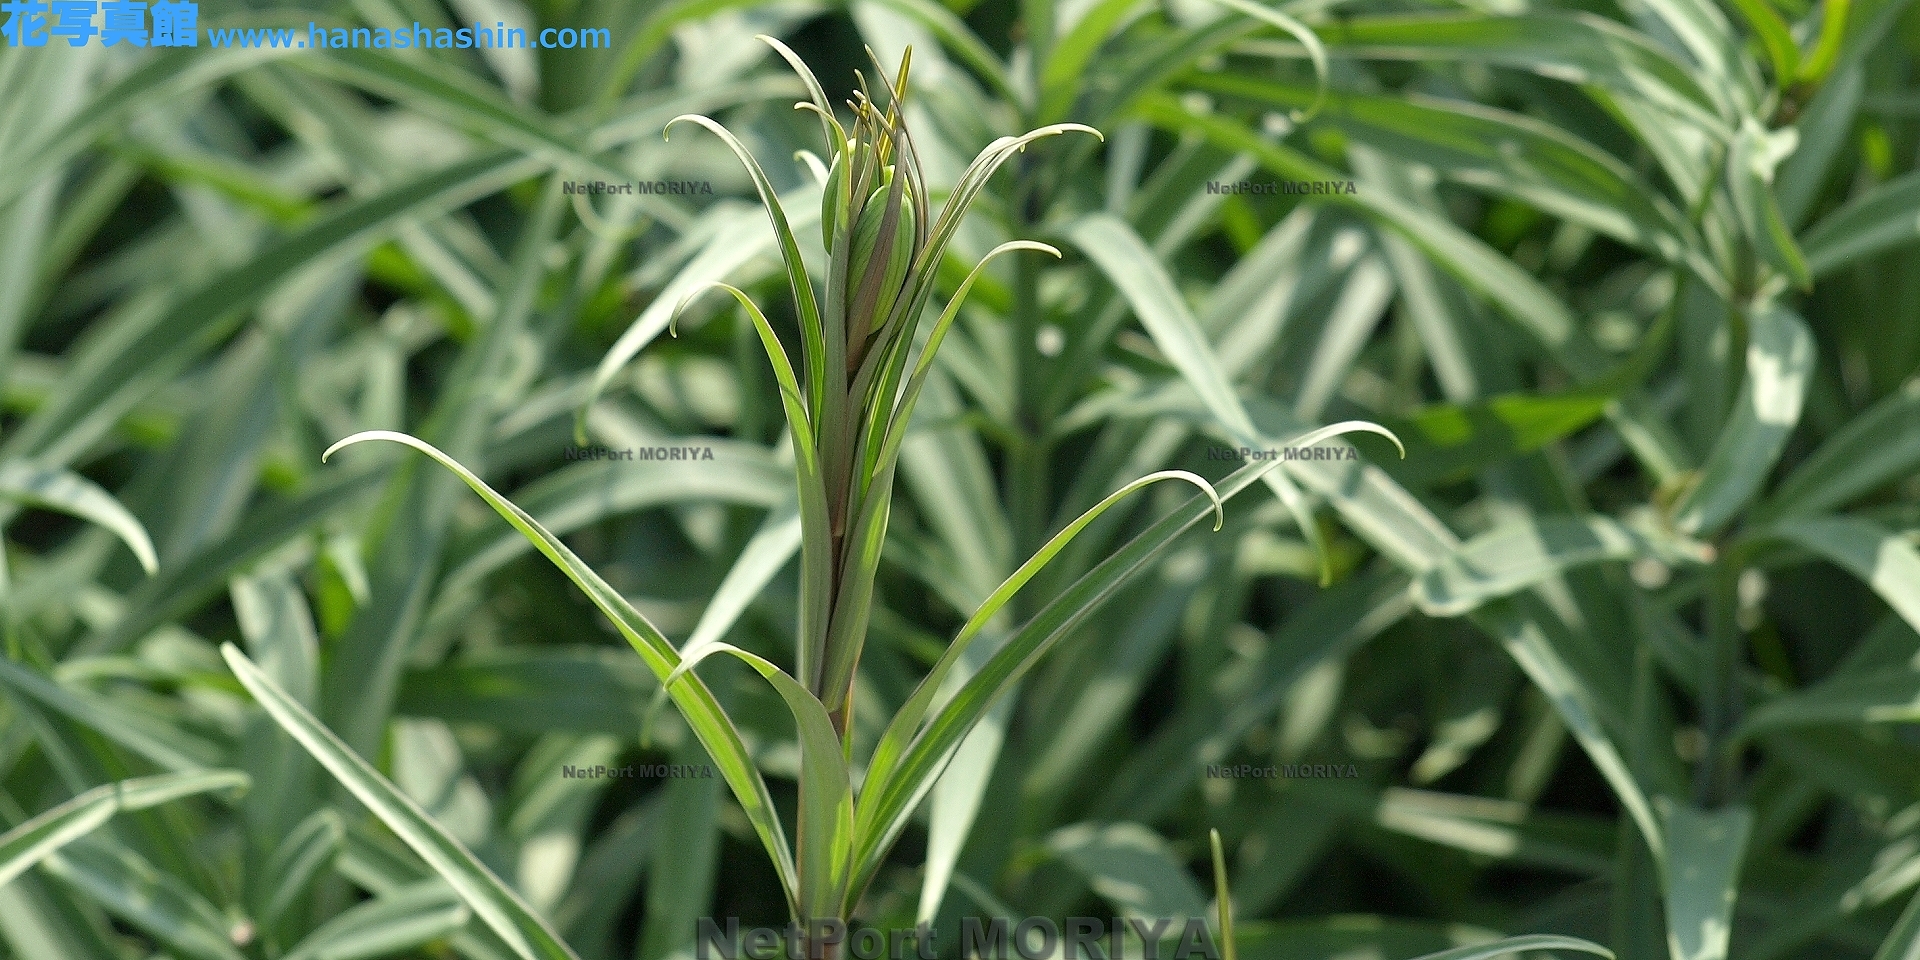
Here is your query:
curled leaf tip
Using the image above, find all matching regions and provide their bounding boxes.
[662,114,707,142]
[322,430,398,463]
[1147,469,1225,531]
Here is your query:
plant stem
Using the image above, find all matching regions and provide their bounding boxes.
[1696,558,1743,807]
[1007,159,1051,595]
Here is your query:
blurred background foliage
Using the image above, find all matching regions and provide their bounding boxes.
[2,0,1920,956]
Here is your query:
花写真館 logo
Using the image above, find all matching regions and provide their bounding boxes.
[3,0,198,46]
[3,2,614,48]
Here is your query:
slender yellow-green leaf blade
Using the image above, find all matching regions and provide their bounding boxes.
[861,470,1222,829]
[668,642,852,921]
[223,644,581,960]
[0,771,248,890]
[319,432,799,914]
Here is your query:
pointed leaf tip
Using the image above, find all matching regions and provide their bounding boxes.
[322,429,410,464]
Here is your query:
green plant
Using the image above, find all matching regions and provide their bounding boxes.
[5,0,1920,955]
[264,38,1553,960]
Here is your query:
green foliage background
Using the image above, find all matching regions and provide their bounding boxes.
[2,0,1919,956]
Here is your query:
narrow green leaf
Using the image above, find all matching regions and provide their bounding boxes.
[1219,918,1484,959]
[1209,829,1235,960]
[0,772,248,890]
[280,881,470,960]
[3,149,537,468]
[1413,515,1709,616]
[678,500,804,662]
[1725,0,1800,82]
[434,445,788,611]
[1200,0,1329,122]
[856,444,1391,900]
[1132,98,1602,378]
[1779,62,1863,227]
[1046,822,1207,920]
[1769,516,1920,638]
[41,841,247,960]
[1316,12,1728,130]
[1871,883,1920,960]
[1758,377,1920,522]
[666,643,852,921]
[1038,0,1152,122]
[0,656,222,772]
[1407,935,1614,960]
[319,431,798,915]
[232,569,321,709]
[0,461,157,574]
[0,48,297,215]
[1795,0,1855,83]
[1671,306,1814,536]
[288,52,628,184]
[1802,171,1920,276]
[1364,787,1614,874]
[859,470,1223,850]
[663,116,830,441]
[398,648,659,736]
[1469,596,1665,862]
[262,810,343,924]
[1382,391,1612,488]
[878,242,1060,480]
[224,643,581,960]
[1740,669,1920,736]
[1656,801,1752,960]
[669,283,834,708]
[580,196,819,446]
[1183,74,1692,263]
[85,468,383,655]
[859,0,1020,106]
[1066,212,1404,582]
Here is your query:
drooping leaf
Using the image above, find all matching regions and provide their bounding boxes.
[0,772,248,890]
[223,644,583,960]
[318,431,798,915]
[0,461,158,575]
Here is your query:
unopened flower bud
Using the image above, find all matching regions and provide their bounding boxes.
[820,150,850,250]
[847,173,917,346]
